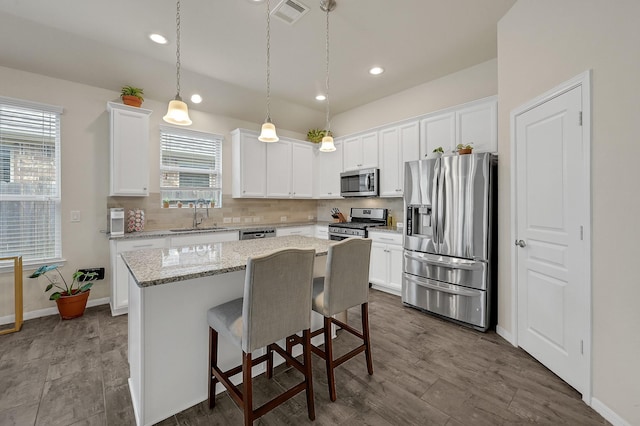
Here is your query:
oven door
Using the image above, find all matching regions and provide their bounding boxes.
[329,234,349,241]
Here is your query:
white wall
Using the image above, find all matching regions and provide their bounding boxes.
[0,65,304,315]
[331,59,498,136]
[497,1,640,424]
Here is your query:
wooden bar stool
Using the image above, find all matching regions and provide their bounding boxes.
[288,238,373,401]
[207,248,316,425]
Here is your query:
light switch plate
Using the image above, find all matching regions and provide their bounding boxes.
[223,217,231,223]
[232,217,241,223]
[280,216,287,222]
[70,210,81,222]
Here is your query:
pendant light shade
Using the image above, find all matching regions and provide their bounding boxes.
[163,0,192,126]
[319,0,336,153]
[319,135,336,152]
[259,121,279,142]
[259,0,279,142]
[163,97,192,126]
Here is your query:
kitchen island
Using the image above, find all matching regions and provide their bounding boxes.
[121,235,333,426]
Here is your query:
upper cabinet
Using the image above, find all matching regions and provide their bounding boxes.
[343,132,378,171]
[419,97,497,158]
[232,129,266,198]
[107,102,152,196]
[232,129,314,199]
[379,120,420,197]
[455,99,497,153]
[314,140,343,199]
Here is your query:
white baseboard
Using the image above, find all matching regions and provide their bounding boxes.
[496,324,517,346]
[591,398,631,426]
[0,297,110,325]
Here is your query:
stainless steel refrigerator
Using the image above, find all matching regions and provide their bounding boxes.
[403,153,497,331]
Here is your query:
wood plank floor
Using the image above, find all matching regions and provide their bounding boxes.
[0,289,608,425]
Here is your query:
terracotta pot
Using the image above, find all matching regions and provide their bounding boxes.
[122,95,142,107]
[458,148,473,155]
[56,290,90,320]
[163,202,170,208]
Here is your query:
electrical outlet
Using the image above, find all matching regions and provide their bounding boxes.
[244,217,252,223]
[77,267,105,281]
[223,217,231,224]
[232,217,240,223]
[308,215,314,220]
[253,217,260,222]
[70,210,81,222]
[280,216,287,222]
[50,274,59,283]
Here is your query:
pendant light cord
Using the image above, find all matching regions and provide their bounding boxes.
[324,6,331,134]
[175,0,182,98]
[265,0,272,123]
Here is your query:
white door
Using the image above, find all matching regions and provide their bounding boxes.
[514,85,588,394]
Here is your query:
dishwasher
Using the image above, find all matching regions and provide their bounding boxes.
[239,228,276,240]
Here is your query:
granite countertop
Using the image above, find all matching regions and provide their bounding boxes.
[121,235,334,288]
[109,221,330,240]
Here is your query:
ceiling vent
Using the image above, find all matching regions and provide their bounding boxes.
[271,0,310,25]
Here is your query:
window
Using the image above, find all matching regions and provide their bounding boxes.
[159,125,222,207]
[0,97,62,263]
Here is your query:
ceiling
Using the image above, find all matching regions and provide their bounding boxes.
[0,0,515,133]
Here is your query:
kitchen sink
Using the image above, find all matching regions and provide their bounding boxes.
[169,227,226,232]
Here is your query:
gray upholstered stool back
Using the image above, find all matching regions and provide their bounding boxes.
[320,238,372,317]
[242,248,315,353]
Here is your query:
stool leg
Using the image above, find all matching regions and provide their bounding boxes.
[323,316,337,401]
[285,336,293,367]
[302,329,316,420]
[242,352,253,426]
[266,343,274,379]
[208,328,219,409]
[362,303,374,375]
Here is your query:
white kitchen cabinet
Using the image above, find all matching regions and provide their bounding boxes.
[455,98,497,153]
[276,225,314,237]
[343,132,378,171]
[291,143,314,198]
[368,231,403,296]
[110,237,167,316]
[419,97,497,158]
[379,121,419,197]
[266,140,292,198]
[232,129,266,198]
[315,225,329,240]
[314,140,343,199]
[170,231,239,247]
[420,112,455,159]
[107,102,152,196]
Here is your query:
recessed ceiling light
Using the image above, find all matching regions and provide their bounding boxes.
[190,94,203,104]
[369,66,384,75]
[149,33,168,44]
[315,94,326,101]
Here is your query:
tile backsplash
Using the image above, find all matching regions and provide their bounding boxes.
[107,194,405,232]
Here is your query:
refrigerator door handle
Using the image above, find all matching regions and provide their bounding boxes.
[404,251,482,271]
[404,274,481,297]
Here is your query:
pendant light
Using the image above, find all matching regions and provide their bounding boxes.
[319,0,336,152]
[258,0,279,142]
[163,0,192,126]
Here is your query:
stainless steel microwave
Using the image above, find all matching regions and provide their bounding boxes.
[340,168,379,197]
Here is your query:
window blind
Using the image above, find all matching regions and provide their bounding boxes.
[0,96,62,262]
[159,126,222,206]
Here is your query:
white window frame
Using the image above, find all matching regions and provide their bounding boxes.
[159,125,223,207]
[0,96,63,270]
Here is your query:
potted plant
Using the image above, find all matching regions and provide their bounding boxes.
[432,146,444,157]
[456,143,473,155]
[29,265,98,320]
[163,199,170,208]
[307,128,331,143]
[121,85,144,107]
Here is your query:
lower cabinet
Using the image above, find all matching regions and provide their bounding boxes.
[315,225,329,240]
[110,237,167,316]
[368,231,403,296]
[276,225,314,237]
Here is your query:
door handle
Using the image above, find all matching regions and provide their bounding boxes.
[515,239,526,248]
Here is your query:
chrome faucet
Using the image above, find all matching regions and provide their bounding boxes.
[193,198,209,228]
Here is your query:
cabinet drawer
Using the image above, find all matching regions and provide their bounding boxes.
[116,238,166,253]
[367,231,402,245]
[171,231,238,247]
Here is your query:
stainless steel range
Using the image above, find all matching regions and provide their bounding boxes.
[328,208,388,241]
